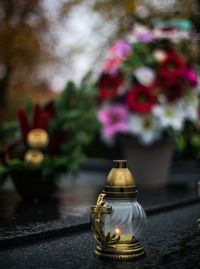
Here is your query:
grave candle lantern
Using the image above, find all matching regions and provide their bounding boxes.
[91,160,146,260]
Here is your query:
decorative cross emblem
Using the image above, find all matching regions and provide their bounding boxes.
[91,203,112,215]
[91,193,120,246]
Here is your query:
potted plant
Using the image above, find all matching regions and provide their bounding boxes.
[96,21,200,187]
[0,74,97,199]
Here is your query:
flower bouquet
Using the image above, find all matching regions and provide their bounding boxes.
[0,75,97,199]
[97,21,200,186]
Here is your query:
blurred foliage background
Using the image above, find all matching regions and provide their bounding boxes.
[0,0,200,122]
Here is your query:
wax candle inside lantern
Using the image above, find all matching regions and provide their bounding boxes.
[115,227,120,235]
[114,227,133,241]
[102,198,145,242]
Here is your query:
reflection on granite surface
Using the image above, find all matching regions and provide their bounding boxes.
[0,203,199,268]
[0,167,199,246]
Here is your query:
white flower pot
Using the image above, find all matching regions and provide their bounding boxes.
[119,135,174,187]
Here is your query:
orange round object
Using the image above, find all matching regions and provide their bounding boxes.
[25,149,44,165]
[27,129,49,149]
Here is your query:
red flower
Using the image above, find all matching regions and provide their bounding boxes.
[48,131,68,156]
[18,102,55,143]
[126,85,157,114]
[18,102,68,155]
[156,53,187,102]
[99,72,123,100]
[102,58,123,73]
[158,53,186,81]
[43,100,56,118]
[18,106,48,143]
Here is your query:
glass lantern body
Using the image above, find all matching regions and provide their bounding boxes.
[102,197,146,242]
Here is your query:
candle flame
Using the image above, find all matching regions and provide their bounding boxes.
[115,228,121,235]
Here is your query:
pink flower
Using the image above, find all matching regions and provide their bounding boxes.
[137,32,153,42]
[102,57,123,73]
[185,67,198,87]
[97,105,129,142]
[110,40,132,58]
[102,40,131,73]
[129,24,154,42]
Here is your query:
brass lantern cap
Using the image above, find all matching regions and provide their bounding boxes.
[103,160,137,198]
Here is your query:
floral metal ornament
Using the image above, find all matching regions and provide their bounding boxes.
[91,193,120,247]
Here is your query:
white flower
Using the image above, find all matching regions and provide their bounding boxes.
[152,28,189,42]
[134,67,156,87]
[129,114,161,145]
[182,91,199,121]
[135,6,149,19]
[153,50,167,62]
[126,33,138,44]
[195,76,200,93]
[153,103,185,131]
[127,24,153,43]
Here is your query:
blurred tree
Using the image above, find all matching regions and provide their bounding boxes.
[134,0,197,19]
[60,0,136,36]
[60,0,200,33]
[58,0,200,77]
[0,0,54,121]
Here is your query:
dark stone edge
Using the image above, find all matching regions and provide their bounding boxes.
[146,197,200,216]
[80,158,200,173]
[0,197,199,250]
[0,222,91,250]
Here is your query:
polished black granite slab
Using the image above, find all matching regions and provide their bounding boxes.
[0,202,199,269]
[0,160,199,248]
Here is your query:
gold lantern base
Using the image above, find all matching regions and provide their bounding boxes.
[95,240,145,261]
